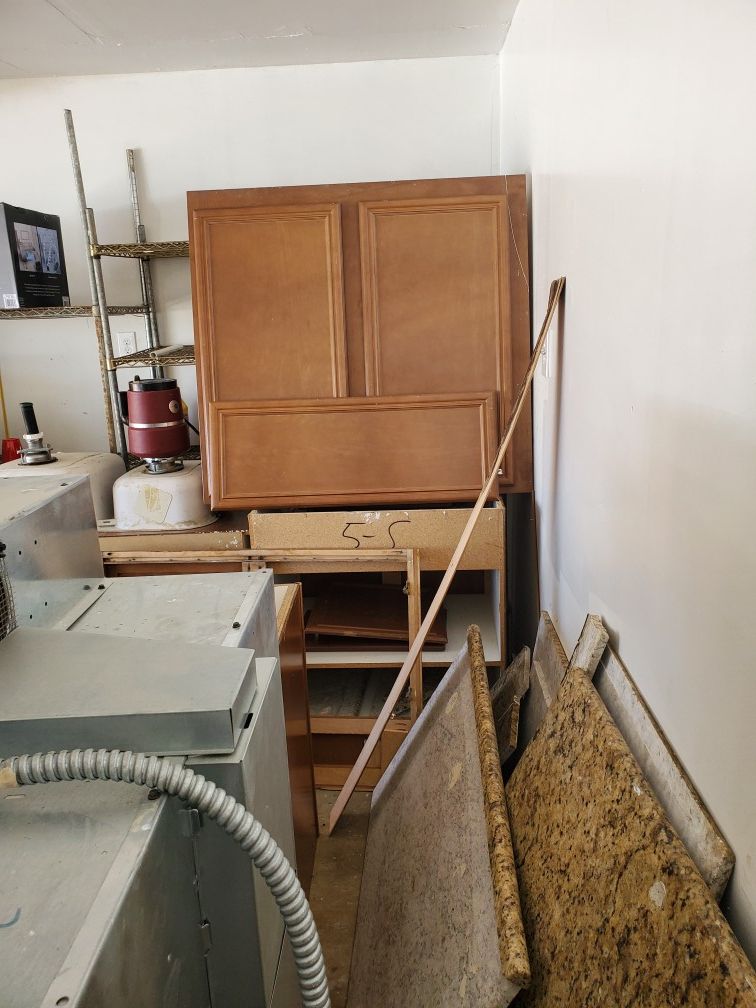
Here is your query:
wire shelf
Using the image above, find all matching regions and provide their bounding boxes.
[112,343,196,368]
[91,241,190,259]
[0,305,148,319]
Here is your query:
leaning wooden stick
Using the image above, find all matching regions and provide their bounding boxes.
[328,276,566,834]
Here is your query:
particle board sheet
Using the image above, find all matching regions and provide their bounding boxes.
[249,501,505,571]
[594,646,735,900]
[505,666,756,1007]
[349,638,530,1008]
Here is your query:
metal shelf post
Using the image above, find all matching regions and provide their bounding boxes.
[64,108,119,455]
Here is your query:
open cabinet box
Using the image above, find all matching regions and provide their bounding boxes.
[251,501,506,788]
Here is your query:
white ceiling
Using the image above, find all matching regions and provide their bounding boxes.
[0,0,519,78]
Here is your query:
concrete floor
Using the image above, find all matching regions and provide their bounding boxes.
[308,789,371,1008]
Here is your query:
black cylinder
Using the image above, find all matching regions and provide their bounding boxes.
[19,402,39,435]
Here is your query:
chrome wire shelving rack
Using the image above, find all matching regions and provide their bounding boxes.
[0,110,195,464]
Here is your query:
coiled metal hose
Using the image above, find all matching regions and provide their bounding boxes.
[3,748,330,1008]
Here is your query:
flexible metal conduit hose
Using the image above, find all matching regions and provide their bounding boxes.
[2,748,331,1008]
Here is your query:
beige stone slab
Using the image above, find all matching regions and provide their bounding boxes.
[594,646,735,901]
[566,613,608,676]
[349,642,529,1008]
[533,611,568,688]
[518,656,559,752]
[505,666,756,1006]
[519,612,567,750]
[490,645,530,760]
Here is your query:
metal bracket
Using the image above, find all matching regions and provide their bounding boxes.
[179,807,203,838]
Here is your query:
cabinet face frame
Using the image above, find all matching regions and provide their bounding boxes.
[358,195,513,480]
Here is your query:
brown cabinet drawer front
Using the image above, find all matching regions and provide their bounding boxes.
[210,393,497,510]
[193,203,347,401]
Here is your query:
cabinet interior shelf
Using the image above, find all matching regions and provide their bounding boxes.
[304,593,501,670]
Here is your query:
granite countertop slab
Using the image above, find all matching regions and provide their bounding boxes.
[349,636,529,1008]
[506,664,756,1007]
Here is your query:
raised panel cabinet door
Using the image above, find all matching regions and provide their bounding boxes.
[191,203,348,404]
[359,195,514,478]
[208,393,498,510]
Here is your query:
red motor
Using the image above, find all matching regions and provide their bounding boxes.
[121,377,189,468]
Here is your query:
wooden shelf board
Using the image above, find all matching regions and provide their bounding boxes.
[305,593,500,669]
[307,663,445,725]
[310,716,411,735]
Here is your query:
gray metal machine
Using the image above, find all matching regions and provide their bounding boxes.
[0,474,301,1007]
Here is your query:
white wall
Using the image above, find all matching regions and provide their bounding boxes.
[0,55,500,449]
[499,0,756,960]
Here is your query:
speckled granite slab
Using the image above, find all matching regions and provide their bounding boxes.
[506,666,756,1006]
[349,639,529,1008]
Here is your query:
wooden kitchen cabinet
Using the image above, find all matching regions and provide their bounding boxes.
[188,175,532,507]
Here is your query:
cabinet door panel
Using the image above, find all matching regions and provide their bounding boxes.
[208,393,497,510]
[359,196,512,474]
[192,203,348,403]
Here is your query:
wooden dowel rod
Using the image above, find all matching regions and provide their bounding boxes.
[327,276,566,834]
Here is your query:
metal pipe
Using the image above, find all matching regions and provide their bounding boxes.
[126,149,163,379]
[87,208,129,464]
[64,109,118,454]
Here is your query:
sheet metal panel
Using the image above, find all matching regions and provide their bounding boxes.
[0,627,256,757]
[0,475,103,626]
[190,656,296,1008]
[1,775,207,1008]
[70,569,278,659]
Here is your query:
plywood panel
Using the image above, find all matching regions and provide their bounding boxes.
[360,196,511,475]
[505,666,756,1006]
[192,203,347,404]
[209,393,497,510]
